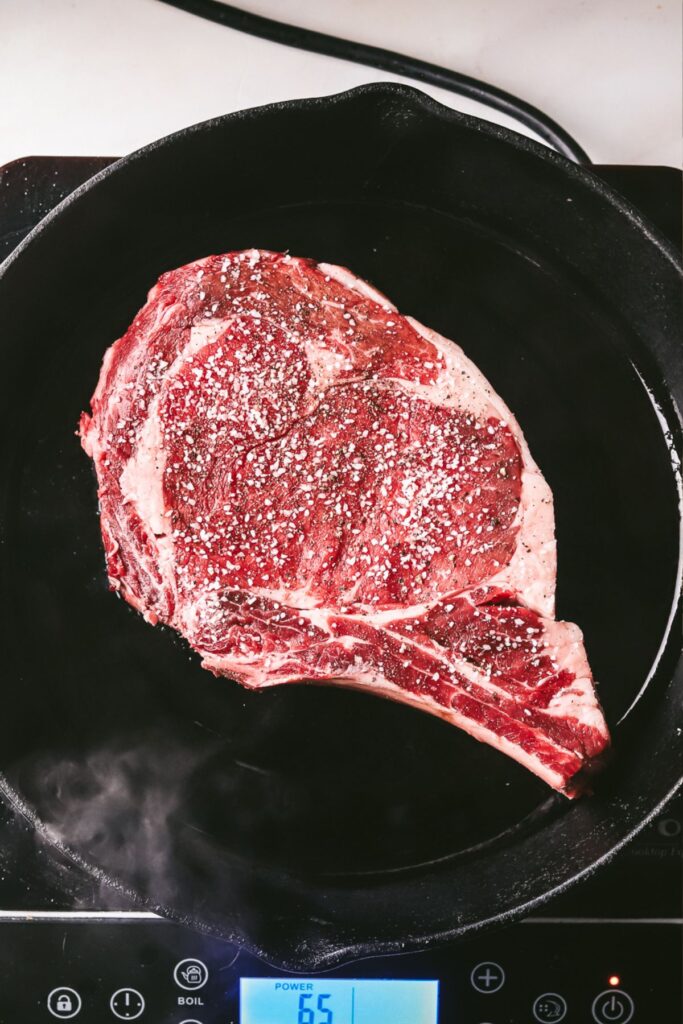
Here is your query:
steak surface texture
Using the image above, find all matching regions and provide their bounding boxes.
[80,249,610,794]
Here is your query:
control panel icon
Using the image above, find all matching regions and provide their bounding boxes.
[533,992,568,1022]
[47,988,82,1019]
[110,988,145,1020]
[592,989,635,1024]
[174,958,209,991]
[470,961,505,993]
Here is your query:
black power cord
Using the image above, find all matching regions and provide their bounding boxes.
[157,0,591,165]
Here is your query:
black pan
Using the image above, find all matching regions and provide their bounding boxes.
[0,84,681,970]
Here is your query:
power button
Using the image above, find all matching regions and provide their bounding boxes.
[591,989,635,1024]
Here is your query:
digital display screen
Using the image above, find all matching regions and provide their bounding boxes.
[240,978,439,1024]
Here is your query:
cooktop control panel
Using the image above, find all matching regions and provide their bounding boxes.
[0,919,679,1022]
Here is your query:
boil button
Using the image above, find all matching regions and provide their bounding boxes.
[592,989,635,1024]
[174,959,209,991]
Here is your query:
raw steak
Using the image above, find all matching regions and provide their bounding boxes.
[80,249,610,795]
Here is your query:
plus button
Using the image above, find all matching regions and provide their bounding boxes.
[470,961,506,994]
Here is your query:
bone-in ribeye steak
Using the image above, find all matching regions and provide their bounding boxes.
[80,249,609,794]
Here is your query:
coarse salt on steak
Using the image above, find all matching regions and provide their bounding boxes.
[80,249,610,795]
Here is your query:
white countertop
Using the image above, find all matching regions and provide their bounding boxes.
[1,0,681,169]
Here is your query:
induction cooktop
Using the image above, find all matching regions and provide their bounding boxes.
[0,156,680,1024]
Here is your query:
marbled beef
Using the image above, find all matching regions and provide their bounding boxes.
[80,250,610,794]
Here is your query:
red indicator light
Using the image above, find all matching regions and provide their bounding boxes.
[608,975,620,987]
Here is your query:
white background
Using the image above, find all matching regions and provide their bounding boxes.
[1,0,681,168]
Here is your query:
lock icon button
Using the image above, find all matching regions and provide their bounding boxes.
[47,987,82,1018]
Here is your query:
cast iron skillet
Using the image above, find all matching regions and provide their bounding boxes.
[0,85,681,970]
